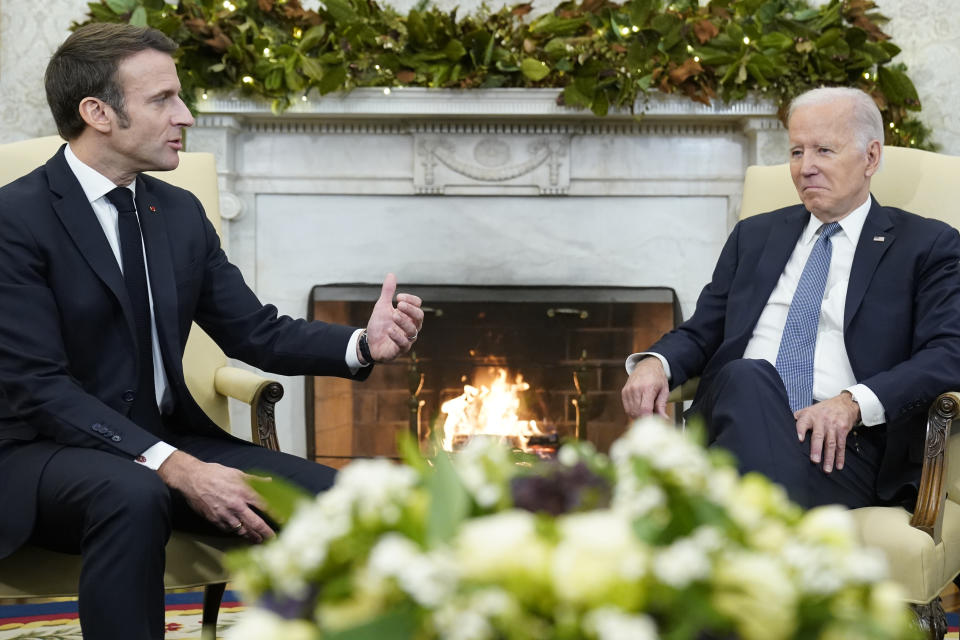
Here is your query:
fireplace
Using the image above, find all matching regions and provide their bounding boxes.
[307,285,679,467]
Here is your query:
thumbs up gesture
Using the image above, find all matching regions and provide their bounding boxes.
[362,273,423,363]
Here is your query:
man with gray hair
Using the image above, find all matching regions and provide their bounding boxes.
[621,86,960,510]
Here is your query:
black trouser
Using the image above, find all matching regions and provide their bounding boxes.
[695,358,882,509]
[28,433,336,640]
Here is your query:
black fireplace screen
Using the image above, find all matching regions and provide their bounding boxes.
[307,285,680,468]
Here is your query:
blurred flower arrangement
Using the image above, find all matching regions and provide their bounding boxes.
[226,417,918,640]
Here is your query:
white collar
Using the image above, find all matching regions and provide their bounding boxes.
[63,143,137,204]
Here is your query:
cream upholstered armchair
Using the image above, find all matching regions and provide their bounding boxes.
[671,146,960,639]
[0,135,284,639]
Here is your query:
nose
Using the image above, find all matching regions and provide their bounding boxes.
[173,95,195,128]
[799,149,817,176]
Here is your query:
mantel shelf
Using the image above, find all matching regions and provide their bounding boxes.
[196,87,780,121]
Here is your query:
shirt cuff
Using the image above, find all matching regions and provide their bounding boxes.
[135,441,178,470]
[625,352,672,381]
[345,328,370,375]
[846,384,885,427]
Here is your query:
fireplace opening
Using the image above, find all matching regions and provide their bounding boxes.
[307,285,680,468]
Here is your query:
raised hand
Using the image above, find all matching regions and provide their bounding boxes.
[363,273,424,363]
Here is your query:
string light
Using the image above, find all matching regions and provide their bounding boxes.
[263,47,271,57]
[889,121,895,129]
[631,25,639,32]
[863,71,871,80]
[302,95,308,101]
[619,26,630,36]
[222,0,236,11]
[694,56,700,62]
[242,75,254,84]
[742,36,750,45]
[293,27,303,38]
[383,87,392,95]
[201,92,208,100]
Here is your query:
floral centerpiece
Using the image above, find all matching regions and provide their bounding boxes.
[226,418,919,640]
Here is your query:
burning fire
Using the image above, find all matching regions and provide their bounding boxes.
[440,368,546,452]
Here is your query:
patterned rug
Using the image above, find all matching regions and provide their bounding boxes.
[0,590,243,639]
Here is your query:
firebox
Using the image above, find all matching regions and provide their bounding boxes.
[307,285,680,468]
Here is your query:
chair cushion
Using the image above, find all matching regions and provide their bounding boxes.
[853,501,960,603]
[0,533,244,599]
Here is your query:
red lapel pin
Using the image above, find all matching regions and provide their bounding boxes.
[149,205,157,212]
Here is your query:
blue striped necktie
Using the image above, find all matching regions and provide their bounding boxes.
[775,221,842,413]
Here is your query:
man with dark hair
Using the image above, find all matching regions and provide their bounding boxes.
[621,87,960,511]
[0,22,423,639]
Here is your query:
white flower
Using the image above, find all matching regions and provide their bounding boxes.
[610,417,713,490]
[455,510,550,583]
[367,534,459,607]
[712,551,797,640]
[584,607,658,640]
[611,474,665,519]
[552,511,647,606]
[433,603,495,640]
[226,609,315,640]
[333,459,418,524]
[303,0,323,11]
[454,437,513,508]
[652,534,712,588]
[796,505,857,550]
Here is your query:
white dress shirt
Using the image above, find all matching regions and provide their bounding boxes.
[64,145,367,468]
[627,195,885,426]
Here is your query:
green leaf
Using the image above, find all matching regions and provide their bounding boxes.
[318,65,347,94]
[628,0,655,28]
[285,65,305,93]
[521,57,550,81]
[129,5,147,26]
[248,474,311,525]
[426,451,470,546]
[878,65,920,108]
[407,10,429,47]
[591,90,609,117]
[758,32,792,52]
[300,56,325,81]
[529,14,589,36]
[444,39,467,61]
[324,0,359,24]
[299,24,328,52]
[323,607,418,640]
[105,0,137,14]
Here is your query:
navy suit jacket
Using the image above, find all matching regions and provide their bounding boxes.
[0,146,369,557]
[649,198,960,507]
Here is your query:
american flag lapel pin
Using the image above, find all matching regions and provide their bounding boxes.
[149,205,157,213]
[873,235,885,242]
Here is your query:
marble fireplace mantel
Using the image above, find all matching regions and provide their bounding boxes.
[184,88,787,457]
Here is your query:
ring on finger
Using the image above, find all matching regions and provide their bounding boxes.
[232,521,243,531]
[406,331,418,342]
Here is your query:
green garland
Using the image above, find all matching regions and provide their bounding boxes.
[78,0,935,149]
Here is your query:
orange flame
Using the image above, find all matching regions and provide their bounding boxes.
[439,368,545,452]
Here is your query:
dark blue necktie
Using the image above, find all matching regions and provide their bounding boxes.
[775,222,842,412]
[105,187,163,434]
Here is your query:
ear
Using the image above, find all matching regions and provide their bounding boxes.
[77,97,113,134]
[864,139,882,178]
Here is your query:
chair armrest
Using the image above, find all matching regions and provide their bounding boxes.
[910,392,960,543]
[213,367,284,452]
[667,377,700,404]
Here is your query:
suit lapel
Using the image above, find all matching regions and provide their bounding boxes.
[845,197,894,330]
[135,176,183,377]
[729,206,808,341]
[46,147,138,342]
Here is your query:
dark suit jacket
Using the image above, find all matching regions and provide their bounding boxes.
[649,198,960,507]
[0,146,369,557]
